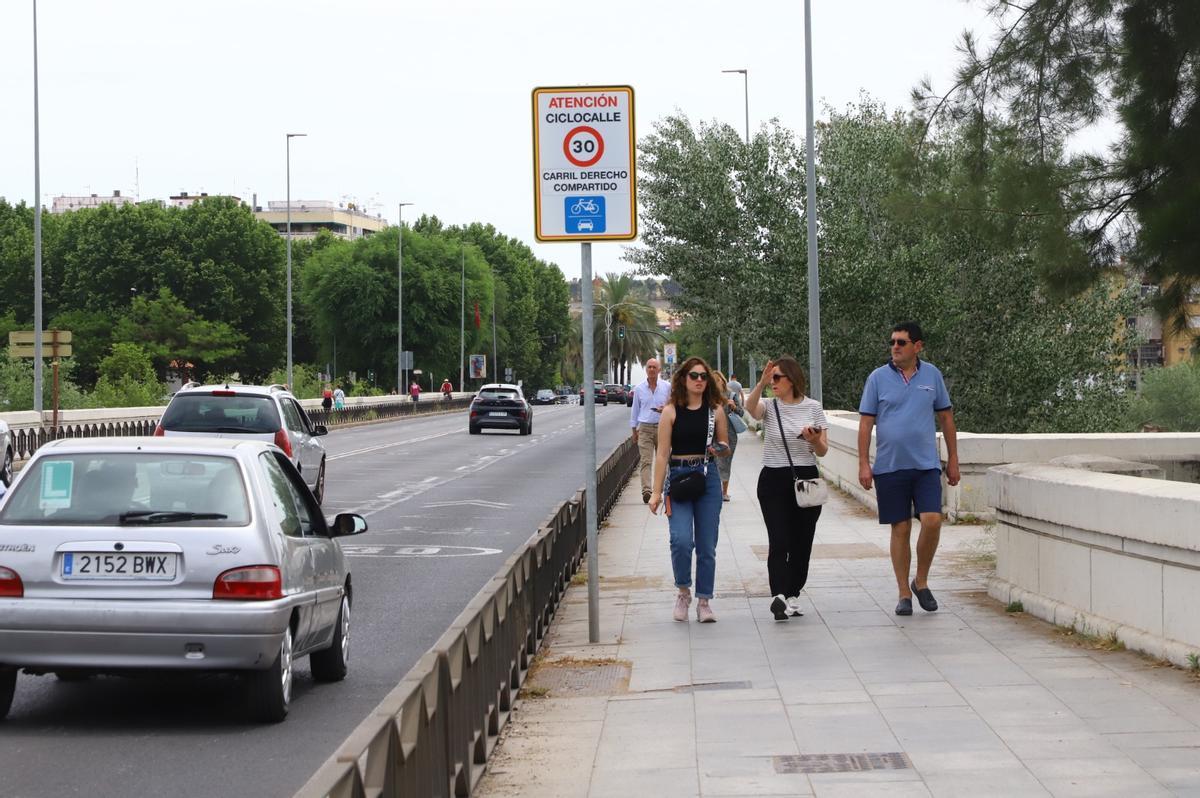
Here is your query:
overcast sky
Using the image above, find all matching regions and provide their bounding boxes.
[0,0,997,282]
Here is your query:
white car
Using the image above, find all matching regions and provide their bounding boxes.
[0,436,367,722]
[0,421,11,488]
[156,384,328,503]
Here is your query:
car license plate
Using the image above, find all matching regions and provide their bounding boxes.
[62,552,177,580]
[489,411,507,417]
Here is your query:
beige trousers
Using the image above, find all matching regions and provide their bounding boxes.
[637,422,659,493]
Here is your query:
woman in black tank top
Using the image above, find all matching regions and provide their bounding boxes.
[649,357,730,623]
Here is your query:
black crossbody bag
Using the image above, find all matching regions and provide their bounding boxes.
[668,408,713,502]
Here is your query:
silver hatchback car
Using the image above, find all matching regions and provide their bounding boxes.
[0,437,367,723]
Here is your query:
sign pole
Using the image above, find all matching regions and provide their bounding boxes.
[52,358,59,429]
[581,242,600,643]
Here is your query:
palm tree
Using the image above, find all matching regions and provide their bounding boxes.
[597,274,658,383]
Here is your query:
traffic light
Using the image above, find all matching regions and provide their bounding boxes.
[618,325,626,339]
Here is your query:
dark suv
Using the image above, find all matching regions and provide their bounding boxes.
[603,384,628,405]
[579,382,608,406]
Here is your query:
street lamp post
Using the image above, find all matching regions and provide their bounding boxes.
[804,0,823,400]
[32,0,43,412]
[397,202,413,393]
[722,68,750,381]
[285,132,307,389]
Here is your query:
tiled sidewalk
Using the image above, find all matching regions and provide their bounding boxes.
[476,434,1200,797]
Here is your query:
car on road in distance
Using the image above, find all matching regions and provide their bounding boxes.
[156,383,328,504]
[0,436,368,723]
[603,384,628,405]
[580,381,608,406]
[0,420,12,488]
[469,384,533,435]
[531,389,557,406]
[625,384,634,407]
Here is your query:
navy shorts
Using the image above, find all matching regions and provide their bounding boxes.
[874,468,942,525]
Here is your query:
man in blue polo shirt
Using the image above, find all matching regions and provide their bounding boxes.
[857,321,959,617]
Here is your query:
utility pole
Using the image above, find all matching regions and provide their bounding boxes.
[397,202,413,392]
[32,0,43,411]
[804,0,823,400]
[459,245,465,391]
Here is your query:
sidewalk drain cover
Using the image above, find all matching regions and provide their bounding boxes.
[773,752,911,773]
[527,662,631,696]
[674,681,752,693]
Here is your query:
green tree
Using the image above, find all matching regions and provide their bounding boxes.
[915,0,1200,331]
[90,343,165,408]
[1129,362,1200,431]
[0,355,88,412]
[632,103,1137,431]
[112,287,246,378]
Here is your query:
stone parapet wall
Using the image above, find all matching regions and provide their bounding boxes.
[987,462,1200,666]
[819,410,1200,520]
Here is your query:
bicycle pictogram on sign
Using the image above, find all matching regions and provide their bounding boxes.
[565,196,606,234]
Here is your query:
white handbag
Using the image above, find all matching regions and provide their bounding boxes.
[774,399,828,508]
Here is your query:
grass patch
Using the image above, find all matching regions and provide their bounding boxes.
[518,685,550,699]
[1058,621,1125,652]
[570,571,588,586]
[952,513,993,526]
[1005,600,1024,613]
[1188,653,1200,673]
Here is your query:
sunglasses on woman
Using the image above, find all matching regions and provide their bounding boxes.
[687,371,709,381]
[770,373,788,382]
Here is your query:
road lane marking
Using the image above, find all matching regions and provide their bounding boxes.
[423,500,511,509]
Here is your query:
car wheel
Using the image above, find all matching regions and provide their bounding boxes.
[313,458,326,505]
[310,595,350,683]
[246,625,293,723]
[0,667,16,720]
[1,448,12,488]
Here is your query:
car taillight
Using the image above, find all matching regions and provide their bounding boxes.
[273,428,293,457]
[153,424,165,436]
[213,565,282,600]
[0,567,23,598]
[211,390,237,396]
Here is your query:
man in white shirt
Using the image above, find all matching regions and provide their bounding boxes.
[629,358,671,503]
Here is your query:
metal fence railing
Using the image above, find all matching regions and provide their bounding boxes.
[296,437,640,798]
[5,397,474,464]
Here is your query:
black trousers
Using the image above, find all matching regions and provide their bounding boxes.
[757,465,822,598]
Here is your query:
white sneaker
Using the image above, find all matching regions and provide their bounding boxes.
[786,596,804,617]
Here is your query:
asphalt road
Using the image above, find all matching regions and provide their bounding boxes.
[0,402,632,798]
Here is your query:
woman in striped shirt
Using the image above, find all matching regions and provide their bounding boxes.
[746,356,829,621]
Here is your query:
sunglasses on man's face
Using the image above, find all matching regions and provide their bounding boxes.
[890,338,912,347]
[687,371,709,381]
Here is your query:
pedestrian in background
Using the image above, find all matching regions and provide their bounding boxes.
[629,358,670,503]
[649,356,730,623]
[441,378,454,400]
[333,385,345,411]
[409,380,421,403]
[712,370,742,501]
[857,321,959,616]
[746,356,828,621]
[321,383,333,412]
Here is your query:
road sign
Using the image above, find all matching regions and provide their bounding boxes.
[532,85,636,242]
[9,343,72,358]
[504,367,514,382]
[400,350,414,370]
[663,343,678,365]
[9,330,72,345]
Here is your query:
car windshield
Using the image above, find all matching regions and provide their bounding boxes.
[478,389,519,400]
[0,453,251,526]
[160,393,280,433]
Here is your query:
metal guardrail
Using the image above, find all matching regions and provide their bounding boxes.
[297,437,640,798]
[6,397,474,463]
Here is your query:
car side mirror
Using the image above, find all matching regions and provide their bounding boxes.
[331,513,368,537]
[312,425,328,436]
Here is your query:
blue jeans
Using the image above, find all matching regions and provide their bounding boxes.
[666,464,723,599]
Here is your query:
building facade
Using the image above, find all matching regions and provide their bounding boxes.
[254,200,387,241]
